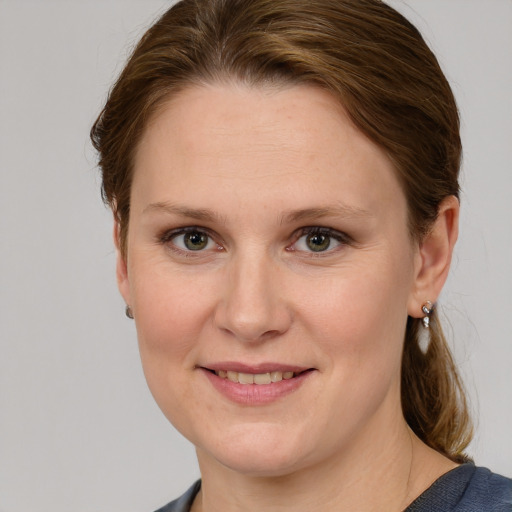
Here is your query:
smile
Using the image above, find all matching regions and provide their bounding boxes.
[214,370,298,385]
[199,365,314,404]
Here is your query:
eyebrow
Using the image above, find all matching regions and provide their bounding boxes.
[280,205,372,224]
[143,202,224,223]
[143,201,370,224]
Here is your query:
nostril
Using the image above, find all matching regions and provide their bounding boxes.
[220,327,284,344]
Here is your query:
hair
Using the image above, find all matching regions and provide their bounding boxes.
[91,0,472,462]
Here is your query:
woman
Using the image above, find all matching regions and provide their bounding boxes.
[91,0,511,510]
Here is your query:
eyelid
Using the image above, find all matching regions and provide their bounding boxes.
[296,226,352,242]
[158,226,224,253]
[289,226,353,254]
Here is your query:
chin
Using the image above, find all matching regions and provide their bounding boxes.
[214,450,306,478]
[196,422,316,477]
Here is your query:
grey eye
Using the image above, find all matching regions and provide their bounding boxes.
[171,230,215,251]
[183,231,209,250]
[292,228,347,254]
[305,233,331,252]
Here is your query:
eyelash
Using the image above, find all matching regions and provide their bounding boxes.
[158,226,223,257]
[158,226,352,257]
[290,226,352,256]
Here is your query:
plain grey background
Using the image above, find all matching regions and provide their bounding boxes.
[1,1,511,511]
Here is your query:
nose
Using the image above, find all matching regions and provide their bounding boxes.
[214,250,292,343]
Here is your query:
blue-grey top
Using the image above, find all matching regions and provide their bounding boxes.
[154,464,512,512]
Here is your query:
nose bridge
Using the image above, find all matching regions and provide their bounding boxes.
[215,245,291,342]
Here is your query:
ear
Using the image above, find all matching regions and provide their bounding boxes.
[114,220,131,308]
[407,195,459,318]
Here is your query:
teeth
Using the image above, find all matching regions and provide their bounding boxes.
[254,373,272,385]
[238,372,254,385]
[270,371,282,382]
[215,370,298,384]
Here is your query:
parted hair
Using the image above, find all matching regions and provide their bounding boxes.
[91,0,472,462]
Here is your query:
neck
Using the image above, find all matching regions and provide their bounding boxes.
[192,412,456,512]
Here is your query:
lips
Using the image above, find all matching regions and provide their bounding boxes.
[199,363,314,404]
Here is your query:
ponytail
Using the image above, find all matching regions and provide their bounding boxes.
[401,312,473,462]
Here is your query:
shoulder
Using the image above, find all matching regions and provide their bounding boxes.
[406,464,511,512]
[457,466,512,511]
[153,481,201,512]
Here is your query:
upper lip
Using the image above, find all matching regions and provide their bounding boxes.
[199,362,313,374]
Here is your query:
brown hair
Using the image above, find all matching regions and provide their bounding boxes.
[91,0,472,462]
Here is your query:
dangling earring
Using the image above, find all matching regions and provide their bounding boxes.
[421,301,433,328]
[125,305,134,319]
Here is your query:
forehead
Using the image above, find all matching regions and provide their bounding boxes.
[132,83,405,221]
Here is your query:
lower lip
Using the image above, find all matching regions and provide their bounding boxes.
[200,369,314,405]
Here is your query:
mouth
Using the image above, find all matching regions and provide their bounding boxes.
[211,369,309,385]
[200,364,314,385]
[199,365,315,404]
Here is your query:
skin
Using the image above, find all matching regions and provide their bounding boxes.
[116,83,459,511]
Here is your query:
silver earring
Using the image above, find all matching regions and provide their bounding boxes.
[421,301,433,328]
[125,305,134,319]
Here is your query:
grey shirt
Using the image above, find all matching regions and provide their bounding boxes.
[154,464,512,512]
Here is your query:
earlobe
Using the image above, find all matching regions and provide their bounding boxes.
[407,196,459,317]
[113,221,131,307]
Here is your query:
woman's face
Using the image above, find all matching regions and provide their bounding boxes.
[118,83,423,476]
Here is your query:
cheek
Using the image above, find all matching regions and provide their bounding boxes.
[129,264,220,430]
[293,262,411,443]
[129,256,218,376]
[300,255,412,375]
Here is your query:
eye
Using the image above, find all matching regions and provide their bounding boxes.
[162,228,219,252]
[302,232,332,252]
[292,227,349,254]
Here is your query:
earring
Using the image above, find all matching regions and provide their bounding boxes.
[125,305,134,319]
[421,301,433,328]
